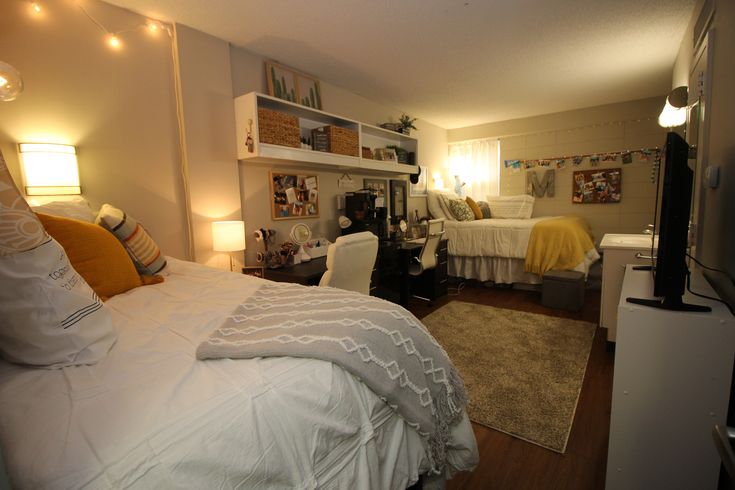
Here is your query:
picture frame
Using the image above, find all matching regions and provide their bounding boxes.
[374,148,397,162]
[409,165,428,197]
[364,178,388,208]
[265,61,322,109]
[241,265,265,279]
[270,171,319,220]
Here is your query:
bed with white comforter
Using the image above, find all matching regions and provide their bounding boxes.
[0,258,478,489]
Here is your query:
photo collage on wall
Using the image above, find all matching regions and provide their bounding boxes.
[572,168,622,204]
[270,172,319,219]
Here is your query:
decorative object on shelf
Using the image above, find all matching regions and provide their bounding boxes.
[379,122,403,133]
[242,265,265,278]
[245,118,255,153]
[386,145,408,163]
[398,114,417,135]
[265,61,322,109]
[361,146,373,159]
[258,108,300,148]
[311,126,359,156]
[0,61,23,102]
[526,169,555,198]
[409,166,428,197]
[289,223,313,263]
[374,148,397,162]
[211,220,246,271]
[572,168,622,204]
[270,171,319,220]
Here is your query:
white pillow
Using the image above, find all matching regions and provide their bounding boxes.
[486,195,535,219]
[31,197,96,223]
[0,238,116,368]
[427,189,457,220]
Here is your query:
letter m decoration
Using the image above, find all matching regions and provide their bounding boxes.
[526,169,555,197]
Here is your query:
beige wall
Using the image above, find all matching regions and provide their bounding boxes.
[674,0,735,278]
[174,24,242,269]
[0,0,188,258]
[229,46,444,265]
[446,97,667,242]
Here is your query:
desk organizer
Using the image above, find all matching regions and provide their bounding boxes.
[303,238,331,259]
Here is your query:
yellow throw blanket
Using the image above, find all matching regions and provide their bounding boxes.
[524,216,595,275]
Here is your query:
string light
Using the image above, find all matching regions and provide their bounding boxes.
[30,1,41,14]
[107,34,121,49]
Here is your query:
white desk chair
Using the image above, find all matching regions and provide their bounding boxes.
[319,231,378,295]
[409,219,445,277]
[409,219,445,303]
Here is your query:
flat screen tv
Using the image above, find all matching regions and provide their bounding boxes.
[627,131,710,312]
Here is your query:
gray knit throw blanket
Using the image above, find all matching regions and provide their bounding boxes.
[196,282,467,474]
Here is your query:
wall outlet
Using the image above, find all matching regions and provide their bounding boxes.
[704,165,719,188]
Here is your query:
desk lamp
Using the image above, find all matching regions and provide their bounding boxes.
[212,220,245,271]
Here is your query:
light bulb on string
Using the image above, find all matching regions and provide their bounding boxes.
[107,34,121,49]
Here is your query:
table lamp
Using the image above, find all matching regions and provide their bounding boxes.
[212,220,245,271]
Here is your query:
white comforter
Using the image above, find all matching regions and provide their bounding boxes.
[445,217,555,258]
[0,258,477,489]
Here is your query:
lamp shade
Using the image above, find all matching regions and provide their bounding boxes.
[212,221,245,252]
[0,61,23,102]
[658,86,688,128]
[19,143,81,195]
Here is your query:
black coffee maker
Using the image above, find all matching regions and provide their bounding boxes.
[343,190,387,239]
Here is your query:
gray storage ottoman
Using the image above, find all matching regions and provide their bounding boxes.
[541,269,585,311]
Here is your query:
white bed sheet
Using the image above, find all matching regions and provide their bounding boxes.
[444,217,555,258]
[0,258,477,489]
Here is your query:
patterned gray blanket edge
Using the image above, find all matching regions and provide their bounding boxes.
[196,282,467,473]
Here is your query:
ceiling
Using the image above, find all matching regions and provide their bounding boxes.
[104,0,696,130]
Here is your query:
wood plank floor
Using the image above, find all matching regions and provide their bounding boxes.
[406,282,614,490]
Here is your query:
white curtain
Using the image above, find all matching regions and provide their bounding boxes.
[447,138,500,200]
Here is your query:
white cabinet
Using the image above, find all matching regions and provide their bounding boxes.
[599,234,657,342]
[234,92,419,175]
[606,265,734,490]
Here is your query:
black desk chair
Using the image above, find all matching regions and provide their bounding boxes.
[408,219,445,303]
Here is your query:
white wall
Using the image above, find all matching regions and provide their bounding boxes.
[446,97,667,242]
[0,0,188,258]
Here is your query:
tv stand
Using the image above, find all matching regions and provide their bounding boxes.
[626,296,712,312]
[606,265,734,490]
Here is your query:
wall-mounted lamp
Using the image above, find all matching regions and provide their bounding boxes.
[18,143,81,196]
[658,86,688,128]
[0,61,23,102]
[212,220,245,271]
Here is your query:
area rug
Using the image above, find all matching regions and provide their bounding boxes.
[421,301,596,453]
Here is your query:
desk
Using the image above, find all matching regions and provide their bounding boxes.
[260,240,439,306]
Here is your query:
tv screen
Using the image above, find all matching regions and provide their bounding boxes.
[627,131,710,312]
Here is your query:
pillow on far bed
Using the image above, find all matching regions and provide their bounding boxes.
[446,198,475,221]
[0,150,115,368]
[486,195,535,219]
[97,203,167,275]
[427,189,457,220]
[465,196,483,220]
[476,200,492,219]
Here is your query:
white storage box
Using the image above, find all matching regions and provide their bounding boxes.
[303,238,331,259]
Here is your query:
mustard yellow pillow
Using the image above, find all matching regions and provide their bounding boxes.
[37,213,143,300]
[465,196,483,220]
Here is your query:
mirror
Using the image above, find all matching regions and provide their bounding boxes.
[390,179,407,223]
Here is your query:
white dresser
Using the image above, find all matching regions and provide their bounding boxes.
[606,265,734,490]
[599,234,657,342]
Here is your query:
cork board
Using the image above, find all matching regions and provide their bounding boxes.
[572,168,621,204]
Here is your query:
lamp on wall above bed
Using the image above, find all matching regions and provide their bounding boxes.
[18,143,81,196]
[212,220,246,271]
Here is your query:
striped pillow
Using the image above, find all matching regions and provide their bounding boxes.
[96,204,167,275]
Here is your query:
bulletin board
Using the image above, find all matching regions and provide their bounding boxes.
[270,171,320,219]
[572,168,622,204]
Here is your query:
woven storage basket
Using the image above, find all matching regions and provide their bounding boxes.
[258,108,300,148]
[311,126,359,157]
